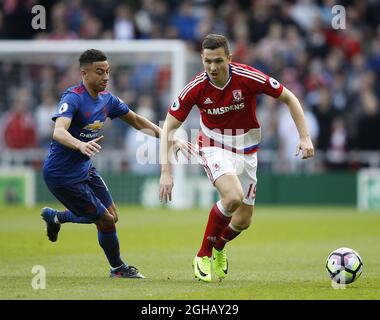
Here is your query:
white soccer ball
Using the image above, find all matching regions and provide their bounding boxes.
[325,247,363,284]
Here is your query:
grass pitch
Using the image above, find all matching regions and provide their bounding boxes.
[0,205,379,300]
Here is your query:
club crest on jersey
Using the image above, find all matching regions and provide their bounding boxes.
[83,120,103,132]
[212,162,221,172]
[232,90,243,102]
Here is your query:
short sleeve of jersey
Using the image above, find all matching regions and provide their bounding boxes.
[168,84,197,122]
[258,73,284,98]
[52,92,79,121]
[108,94,130,119]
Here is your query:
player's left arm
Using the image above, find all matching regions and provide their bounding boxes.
[120,110,160,138]
[119,111,195,160]
[277,87,315,159]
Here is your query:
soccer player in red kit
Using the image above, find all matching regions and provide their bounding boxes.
[159,34,314,282]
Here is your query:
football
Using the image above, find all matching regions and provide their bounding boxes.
[326,247,363,284]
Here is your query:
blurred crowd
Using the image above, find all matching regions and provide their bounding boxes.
[0,0,380,172]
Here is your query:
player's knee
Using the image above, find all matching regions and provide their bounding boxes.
[232,208,253,230]
[112,211,118,223]
[232,217,252,230]
[240,218,252,230]
[223,193,244,212]
[108,204,118,223]
[96,211,115,230]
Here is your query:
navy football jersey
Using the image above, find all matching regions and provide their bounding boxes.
[43,82,129,185]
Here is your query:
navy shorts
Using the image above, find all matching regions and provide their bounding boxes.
[44,167,113,222]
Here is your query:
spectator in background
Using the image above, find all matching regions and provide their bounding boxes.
[0,10,5,39]
[3,88,37,149]
[257,22,286,66]
[114,4,136,40]
[135,0,156,39]
[125,96,159,175]
[48,2,78,40]
[79,14,102,39]
[66,0,85,33]
[283,25,305,66]
[306,15,329,59]
[196,5,227,43]
[277,102,319,173]
[368,38,380,75]
[330,72,348,112]
[290,0,320,33]
[170,1,199,41]
[247,1,272,43]
[311,87,335,152]
[326,116,348,170]
[150,0,171,39]
[129,57,158,95]
[356,91,380,151]
[37,66,57,94]
[256,95,279,152]
[35,90,57,147]
[87,0,116,31]
[2,0,37,39]
[56,64,81,95]
[0,63,16,111]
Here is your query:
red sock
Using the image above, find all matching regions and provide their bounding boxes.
[214,224,241,250]
[197,203,231,257]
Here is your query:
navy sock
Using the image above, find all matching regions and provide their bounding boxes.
[57,210,93,224]
[97,226,124,268]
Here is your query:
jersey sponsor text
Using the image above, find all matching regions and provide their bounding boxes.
[206,102,245,115]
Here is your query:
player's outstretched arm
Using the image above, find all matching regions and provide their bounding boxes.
[53,117,103,157]
[120,110,161,138]
[159,114,183,203]
[277,87,315,159]
[120,110,196,162]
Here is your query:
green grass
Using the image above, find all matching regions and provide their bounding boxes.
[0,205,379,300]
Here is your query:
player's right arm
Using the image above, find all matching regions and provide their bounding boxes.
[53,117,103,157]
[159,113,183,203]
[159,74,203,202]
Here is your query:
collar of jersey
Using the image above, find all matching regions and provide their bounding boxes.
[207,65,232,90]
[80,81,99,101]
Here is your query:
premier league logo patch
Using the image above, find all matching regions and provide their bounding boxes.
[269,77,280,89]
[59,103,68,114]
[232,90,243,102]
[171,99,180,111]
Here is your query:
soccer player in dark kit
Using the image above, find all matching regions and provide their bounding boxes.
[42,49,191,279]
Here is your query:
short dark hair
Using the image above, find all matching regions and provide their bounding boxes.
[79,49,107,66]
[202,34,230,56]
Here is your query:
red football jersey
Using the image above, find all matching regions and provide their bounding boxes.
[168,62,283,134]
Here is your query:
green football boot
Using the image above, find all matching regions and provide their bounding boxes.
[212,248,228,280]
[193,256,212,282]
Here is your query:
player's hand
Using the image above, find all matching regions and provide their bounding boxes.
[79,135,104,157]
[295,136,314,159]
[159,172,174,203]
[173,138,198,162]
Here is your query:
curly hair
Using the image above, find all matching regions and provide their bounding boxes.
[79,49,107,66]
